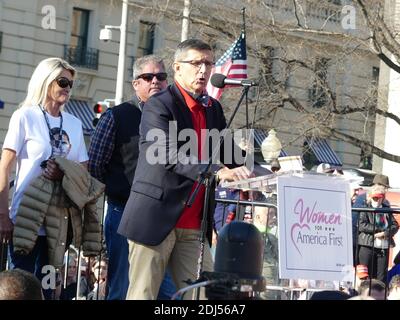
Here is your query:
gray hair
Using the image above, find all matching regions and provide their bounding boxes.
[20,57,76,108]
[174,39,212,62]
[132,55,165,79]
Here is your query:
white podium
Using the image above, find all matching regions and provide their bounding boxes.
[221,171,355,283]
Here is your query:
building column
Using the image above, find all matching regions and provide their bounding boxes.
[373,0,400,188]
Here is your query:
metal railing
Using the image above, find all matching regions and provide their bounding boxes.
[352,207,400,297]
[64,45,99,70]
[215,197,400,300]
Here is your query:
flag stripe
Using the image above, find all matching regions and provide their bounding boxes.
[206,32,247,101]
[230,60,247,65]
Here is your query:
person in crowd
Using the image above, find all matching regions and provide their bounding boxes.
[88,54,176,300]
[348,295,375,300]
[118,39,252,300]
[0,57,93,299]
[351,185,364,264]
[213,187,240,233]
[213,138,268,235]
[388,250,400,284]
[358,278,386,300]
[87,256,108,300]
[356,174,399,282]
[356,264,369,281]
[252,195,283,300]
[214,189,261,233]
[0,269,44,300]
[387,274,400,300]
[56,248,91,300]
[309,290,351,300]
[316,163,343,175]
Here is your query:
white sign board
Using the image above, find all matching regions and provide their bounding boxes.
[277,174,353,282]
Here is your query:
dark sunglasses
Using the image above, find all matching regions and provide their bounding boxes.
[136,72,167,82]
[56,77,74,89]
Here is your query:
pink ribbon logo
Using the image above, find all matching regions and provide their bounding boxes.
[290,223,310,256]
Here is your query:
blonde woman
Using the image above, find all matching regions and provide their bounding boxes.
[0,58,89,298]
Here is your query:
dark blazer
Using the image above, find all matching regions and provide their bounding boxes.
[118,83,243,246]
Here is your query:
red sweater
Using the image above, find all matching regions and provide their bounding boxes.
[175,82,207,229]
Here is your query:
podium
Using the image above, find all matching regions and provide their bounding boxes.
[220,169,363,192]
[216,170,357,299]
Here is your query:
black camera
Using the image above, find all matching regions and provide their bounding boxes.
[204,221,266,300]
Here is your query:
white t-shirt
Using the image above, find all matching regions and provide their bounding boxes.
[3,105,88,230]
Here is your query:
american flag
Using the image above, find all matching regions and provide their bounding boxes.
[207,32,247,100]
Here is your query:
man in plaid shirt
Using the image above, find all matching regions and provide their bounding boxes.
[88,55,176,300]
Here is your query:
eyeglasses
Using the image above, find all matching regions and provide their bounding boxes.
[56,77,74,89]
[136,72,168,82]
[179,60,215,69]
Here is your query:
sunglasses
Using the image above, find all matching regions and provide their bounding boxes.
[56,77,74,89]
[136,72,168,82]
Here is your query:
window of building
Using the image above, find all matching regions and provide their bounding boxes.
[308,57,329,108]
[372,66,380,85]
[64,8,98,69]
[370,66,380,105]
[71,8,89,49]
[136,21,155,57]
[359,148,372,170]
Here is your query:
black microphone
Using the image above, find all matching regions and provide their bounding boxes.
[210,73,258,88]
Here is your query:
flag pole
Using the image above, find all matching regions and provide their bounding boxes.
[241,7,249,129]
[241,7,246,39]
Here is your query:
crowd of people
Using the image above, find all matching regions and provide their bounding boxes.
[0,37,399,301]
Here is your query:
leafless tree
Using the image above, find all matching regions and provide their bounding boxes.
[123,0,400,165]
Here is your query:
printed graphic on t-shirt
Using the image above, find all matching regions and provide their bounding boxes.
[50,127,71,157]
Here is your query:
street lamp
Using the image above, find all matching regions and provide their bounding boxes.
[99,0,128,105]
[261,129,282,166]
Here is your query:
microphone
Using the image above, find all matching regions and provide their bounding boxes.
[211,73,258,88]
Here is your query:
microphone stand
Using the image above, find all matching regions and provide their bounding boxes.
[187,85,251,300]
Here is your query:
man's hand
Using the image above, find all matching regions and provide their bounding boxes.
[42,159,64,180]
[0,212,13,243]
[216,166,253,183]
[374,232,386,239]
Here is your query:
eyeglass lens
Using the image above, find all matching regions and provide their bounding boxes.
[137,73,167,82]
[56,77,73,88]
[179,60,214,68]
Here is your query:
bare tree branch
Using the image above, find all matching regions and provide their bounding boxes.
[293,0,304,28]
[377,52,400,73]
[327,127,400,162]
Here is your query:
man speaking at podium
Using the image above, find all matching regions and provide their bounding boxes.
[118,39,252,300]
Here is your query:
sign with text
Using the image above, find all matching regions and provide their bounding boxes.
[277,174,353,281]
